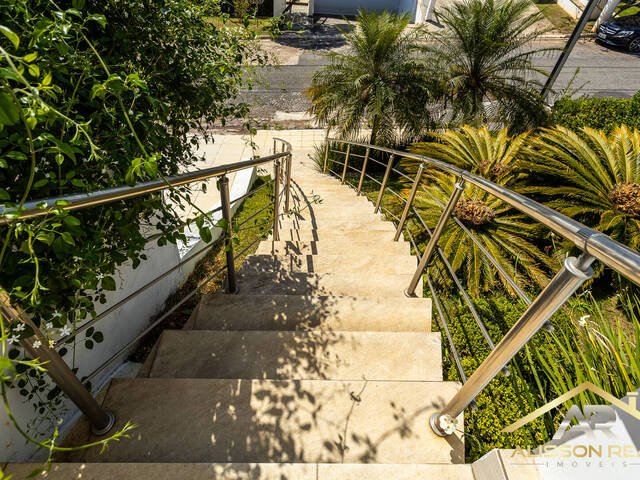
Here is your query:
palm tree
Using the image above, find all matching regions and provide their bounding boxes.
[520,125,640,251]
[407,124,529,183]
[427,0,551,131]
[307,10,433,146]
[401,125,553,296]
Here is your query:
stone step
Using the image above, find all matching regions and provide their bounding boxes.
[276,229,398,243]
[5,463,475,479]
[236,271,420,297]
[283,206,380,221]
[278,217,396,232]
[144,330,442,381]
[255,240,409,256]
[68,378,463,464]
[241,254,415,275]
[187,294,431,332]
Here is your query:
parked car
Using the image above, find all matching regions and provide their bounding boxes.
[596,14,640,53]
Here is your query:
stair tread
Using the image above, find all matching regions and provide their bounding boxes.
[6,463,475,480]
[145,330,441,381]
[241,253,415,275]
[276,229,399,242]
[188,293,431,332]
[236,271,421,297]
[278,218,396,232]
[255,240,409,256]
[67,378,463,464]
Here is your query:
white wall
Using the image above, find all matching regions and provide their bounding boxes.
[274,0,287,16]
[0,166,258,462]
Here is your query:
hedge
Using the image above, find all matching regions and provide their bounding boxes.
[551,91,640,133]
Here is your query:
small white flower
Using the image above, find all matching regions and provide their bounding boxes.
[7,335,19,345]
[32,339,41,349]
[579,315,590,327]
[14,323,25,332]
[51,311,62,318]
[101,167,107,174]
[59,325,72,336]
[56,418,63,425]
[44,322,53,330]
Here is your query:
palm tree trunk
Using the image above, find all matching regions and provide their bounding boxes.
[370,116,379,145]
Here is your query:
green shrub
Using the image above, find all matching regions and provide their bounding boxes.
[551,92,640,133]
[437,294,572,461]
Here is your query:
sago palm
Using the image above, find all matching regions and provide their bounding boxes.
[407,124,529,184]
[427,0,551,131]
[408,182,554,296]
[401,125,553,295]
[520,125,640,251]
[307,10,432,146]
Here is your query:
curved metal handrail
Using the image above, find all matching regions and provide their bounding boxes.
[324,137,640,439]
[0,152,290,224]
[1,138,293,435]
[327,138,640,286]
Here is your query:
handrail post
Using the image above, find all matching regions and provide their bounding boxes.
[356,147,370,195]
[394,163,425,241]
[375,154,395,213]
[273,160,281,242]
[218,175,238,294]
[405,179,465,296]
[284,153,293,212]
[0,292,115,436]
[341,144,351,184]
[429,253,595,436]
[323,140,330,173]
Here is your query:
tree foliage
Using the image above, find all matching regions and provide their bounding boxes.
[426,0,551,131]
[0,0,265,435]
[307,9,434,146]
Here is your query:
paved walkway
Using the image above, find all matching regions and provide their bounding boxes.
[176,130,327,220]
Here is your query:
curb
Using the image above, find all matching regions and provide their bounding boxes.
[260,32,598,41]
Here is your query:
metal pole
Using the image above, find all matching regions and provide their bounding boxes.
[273,160,281,242]
[0,292,115,435]
[284,153,293,212]
[341,144,351,184]
[323,140,330,173]
[394,163,425,241]
[357,148,370,195]
[406,179,465,296]
[375,154,395,213]
[430,253,595,436]
[218,175,237,293]
[541,0,601,99]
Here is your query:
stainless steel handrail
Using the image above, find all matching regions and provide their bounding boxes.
[324,137,640,438]
[1,138,293,436]
[328,138,640,286]
[0,153,289,224]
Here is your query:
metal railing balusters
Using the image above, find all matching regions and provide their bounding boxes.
[394,163,425,241]
[341,144,351,184]
[406,179,465,296]
[272,160,281,242]
[323,140,330,172]
[375,154,395,214]
[284,153,293,212]
[357,148,370,195]
[0,291,115,435]
[430,253,595,436]
[218,175,238,294]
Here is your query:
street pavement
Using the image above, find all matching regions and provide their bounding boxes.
[241,39,640,124]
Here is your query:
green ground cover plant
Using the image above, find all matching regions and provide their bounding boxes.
[0,0,268,466]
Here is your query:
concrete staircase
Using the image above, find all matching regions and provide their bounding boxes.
[6,152,470,479]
